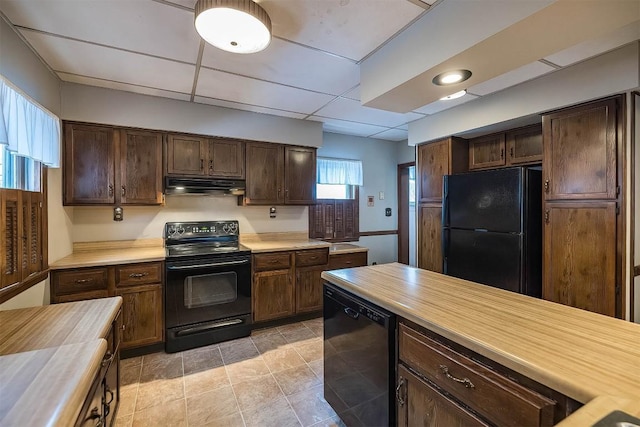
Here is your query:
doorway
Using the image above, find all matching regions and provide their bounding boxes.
[398,162,416,265]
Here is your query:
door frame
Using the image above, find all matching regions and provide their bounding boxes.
[397,162,415,265]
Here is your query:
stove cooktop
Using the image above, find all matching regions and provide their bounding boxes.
[164,220,250,259]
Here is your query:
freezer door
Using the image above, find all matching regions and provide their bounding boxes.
[444,229,523,293]
[444,168,523,233]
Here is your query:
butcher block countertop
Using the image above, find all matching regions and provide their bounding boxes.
[321,263,640,426]
[0,340,107,427]
[0,297,122,355]
[50,239,165,269]
[241,232,331,253]
[329,243,368,254]
[0,298,122,427]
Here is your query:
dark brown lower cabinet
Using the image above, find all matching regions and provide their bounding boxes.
[253,269,295,322]
[296,265,324,313]
[116,284,163,349]
[397,365,488,427]
[543,201,617,316]
[51,261,164,351]
[327,251,368,270]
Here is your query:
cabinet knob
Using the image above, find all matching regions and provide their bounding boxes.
[544,210,550,224]
[500,148,504,159]
[544,179,550,193]
[108,184,114,197]
[510,147,514,158]
[200,159,204,170]
[121,186,126,197]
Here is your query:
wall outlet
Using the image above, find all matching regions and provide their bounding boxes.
[113,207,123,221]
[269,206,276,218]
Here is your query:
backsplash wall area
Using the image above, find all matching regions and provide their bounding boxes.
[69,195,308,242]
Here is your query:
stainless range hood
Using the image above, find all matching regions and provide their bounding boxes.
[164,177,245,196]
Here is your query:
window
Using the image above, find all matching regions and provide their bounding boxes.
[0,75,57,303]
[310,157,362,242]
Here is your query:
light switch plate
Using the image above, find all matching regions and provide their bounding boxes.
[379,191,385,200]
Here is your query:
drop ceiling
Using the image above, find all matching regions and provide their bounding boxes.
[1,0,638,141]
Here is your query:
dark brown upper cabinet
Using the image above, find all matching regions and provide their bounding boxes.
[506,124,543,165]
[542,97,618,200]
[63,123,163,206]
[166,134,245,179]
[417,137,468,203]
[468,133,506,170]
[243,142,316,205]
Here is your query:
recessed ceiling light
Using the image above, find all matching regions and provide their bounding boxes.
[432,70,472,86]
[440,90,467,101]
[195,0,272,54]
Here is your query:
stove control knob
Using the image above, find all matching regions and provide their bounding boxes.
[176,227,185,235]
[167,227,176,236]
[222,224,230,234]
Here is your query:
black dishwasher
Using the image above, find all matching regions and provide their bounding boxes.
[323,283,396,427]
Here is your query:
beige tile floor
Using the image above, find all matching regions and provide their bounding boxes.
[115,318,346,427]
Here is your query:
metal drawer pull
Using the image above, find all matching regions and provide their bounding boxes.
[439,365,475,388]
[75,278,93,284]
[129,272,149,278]
[102,351,115,367]
[396,376,406,406]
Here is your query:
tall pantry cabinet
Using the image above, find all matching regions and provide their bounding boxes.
[542,96,623,317]
[416,138,468,272]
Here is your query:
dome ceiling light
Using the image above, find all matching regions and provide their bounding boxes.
[194,0,272,54]
[432,70,472,86]
[440,90,467,101]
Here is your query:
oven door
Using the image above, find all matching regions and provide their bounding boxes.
[165,254,251,330]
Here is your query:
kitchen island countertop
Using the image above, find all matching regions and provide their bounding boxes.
[321,263,640,426]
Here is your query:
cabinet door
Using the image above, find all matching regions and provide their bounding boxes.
[542,97,618,200]
[209,139,245,179]
[543,201,617,316]
[397,365,488,427]
[296,265,324,313]
[117,284,163,349]
[284,146,316,204]
[334,199,359,240]
[1,190,22,289]
[166,134,208,176]
[120,130,163,204]
[417,140,450,203]
[418,204,442,273]
[64,123,116,204]
[245,142,284,205]
[506,124,542,165]
[253,269,294,322]
[103,350,119,427]
[468,133,506,170]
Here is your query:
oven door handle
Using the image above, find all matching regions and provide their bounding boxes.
[167,259,250,270]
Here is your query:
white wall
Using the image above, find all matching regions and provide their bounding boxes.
[318,133,402,265]
[0,19,65,310]
[61,83,323,148]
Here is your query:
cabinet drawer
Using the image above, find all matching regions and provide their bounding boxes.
[253,252,291,272]
[53,268,108,295]
[295,248,329,267]
[399,323,555,427]
[328,252,367,270]
[115,262,162,286]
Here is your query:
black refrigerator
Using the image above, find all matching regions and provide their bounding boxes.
[442,167,542,297]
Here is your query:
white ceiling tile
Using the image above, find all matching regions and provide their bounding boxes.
[544,21,640,67]
[369,128,409,141]
[314,97,422,128]
[201,37,359,95]
[414,93,478,115]
[261,0,424,60]
[58,73,192,102]
[193,96,307,119]
[21,30,195,94]
[308,116,390,137]
[2,0,201,63]
[467,61,555,96]
[342,85,361,101]
[196,67,335,114]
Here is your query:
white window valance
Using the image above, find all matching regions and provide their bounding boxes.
[0,75,61,167]
[317,157,363,186]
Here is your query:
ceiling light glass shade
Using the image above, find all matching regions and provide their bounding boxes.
[432,70,472,86]
[195,0,272,54]
[440,90,467,101]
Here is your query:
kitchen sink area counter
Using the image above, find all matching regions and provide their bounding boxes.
[321,263,640,426]
[50,239,165,269]
[329,243,368,254]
